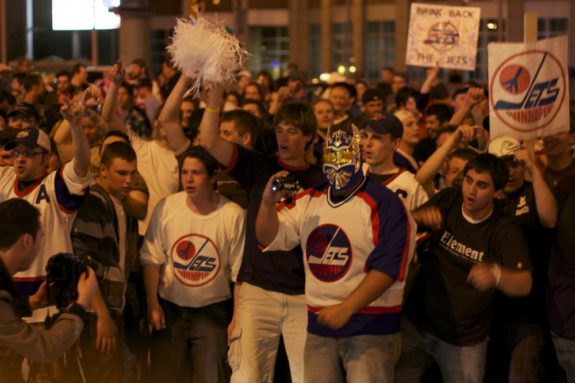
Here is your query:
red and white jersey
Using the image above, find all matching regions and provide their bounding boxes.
[265,179,417,337]
[364,166,429,212]
[381,169,428,212]
[140,192,245,308]
[0,161,89,320]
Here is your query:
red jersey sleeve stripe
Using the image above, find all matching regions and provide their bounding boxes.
[356,191,380,246]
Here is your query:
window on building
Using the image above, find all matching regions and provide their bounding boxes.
[150,29,171,76]
[364,20,395,82]
[309,24,321,79]
[471,18,506,83]
[331,22,353,74]
[247,26,289,80]
[537,17,569,39]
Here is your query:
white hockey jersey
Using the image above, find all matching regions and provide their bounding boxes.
[140,192,245,308]
[265,178,417,337]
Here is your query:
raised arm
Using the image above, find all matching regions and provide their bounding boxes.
[419,66,439,95]
[415,125,476,187]
[159,75,193,152]
[268,85,291,116]
[101,63,127,133]
[449,87,484,127]
[514,148,557,228]
[199,83,235,167]
[61,92,91,177]
[51,119,74,164]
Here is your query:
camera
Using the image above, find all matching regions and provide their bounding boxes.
[271,175,300,193]
[45,253,95,309]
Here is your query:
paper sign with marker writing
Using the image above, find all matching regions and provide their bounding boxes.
[406,3,480,71]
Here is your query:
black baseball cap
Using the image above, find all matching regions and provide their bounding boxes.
[7,104,41,122]
[363,112,403,140]
[362,89,385,105]
[5,128,51,152]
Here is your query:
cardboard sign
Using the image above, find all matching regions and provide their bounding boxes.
[405,3,481,71]
[488,36,570,140]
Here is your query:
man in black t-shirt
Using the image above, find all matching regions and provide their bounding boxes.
[200,83,323,383]
[395,153,532,383]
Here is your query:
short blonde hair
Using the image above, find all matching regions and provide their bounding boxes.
[394,109,415,123]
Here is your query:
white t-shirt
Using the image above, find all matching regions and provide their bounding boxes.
[128,131,180,235]
[140,192,245,308]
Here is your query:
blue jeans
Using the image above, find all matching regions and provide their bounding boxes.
[150,298,231,383]
[395,319,488,383]
[552,332,575,383]
[304,332,400,383]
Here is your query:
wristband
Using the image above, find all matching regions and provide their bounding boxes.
[490,264,502,287]
[205,106,220,113]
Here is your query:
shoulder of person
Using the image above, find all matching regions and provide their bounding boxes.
[0,290,12,304]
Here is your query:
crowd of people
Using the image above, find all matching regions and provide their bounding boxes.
[0,53,574,383]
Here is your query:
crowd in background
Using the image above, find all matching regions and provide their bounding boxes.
[0,53,574,383]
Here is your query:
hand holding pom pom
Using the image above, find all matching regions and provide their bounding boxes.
[167,16,250,95]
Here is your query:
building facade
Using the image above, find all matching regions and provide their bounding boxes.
[0,0,572,84]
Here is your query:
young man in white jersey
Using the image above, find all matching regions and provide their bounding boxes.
[141,146,245,383]
[360,113,428,212]
[0,99,90,316]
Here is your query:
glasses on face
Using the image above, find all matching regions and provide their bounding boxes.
[12,149,45,159]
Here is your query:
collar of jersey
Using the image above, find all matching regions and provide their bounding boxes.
[327,176,367,208]
[277,158,311,171]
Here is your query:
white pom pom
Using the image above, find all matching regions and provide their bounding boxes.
[167,16,250,94]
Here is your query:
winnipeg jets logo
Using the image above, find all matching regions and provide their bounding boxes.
[490,49,566,133]
[306,224,352,282]
[424,21,459,52]
[170,234,221,287]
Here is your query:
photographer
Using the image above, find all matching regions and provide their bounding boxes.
[0,199,97,382]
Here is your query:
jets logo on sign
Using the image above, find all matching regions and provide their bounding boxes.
[170,234,220,287]
[306,224,352,282]
[490,50,566,133]
[424,21,459,52]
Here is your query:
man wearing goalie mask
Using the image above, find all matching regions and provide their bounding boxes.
[255,122,416,383]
